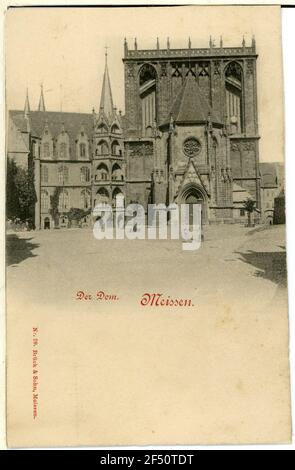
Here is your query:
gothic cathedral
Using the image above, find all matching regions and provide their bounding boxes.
[8,37,261,228]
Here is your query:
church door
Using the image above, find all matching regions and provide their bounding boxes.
[185,190,206,225]
[44,217,50,229]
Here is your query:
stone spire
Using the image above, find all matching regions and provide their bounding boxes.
[124,37,128,56]
[38,84,46,112]
[99,49,114,122]
[24,87,30,118]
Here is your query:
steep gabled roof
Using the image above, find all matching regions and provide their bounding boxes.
[259,162,278,188]
[164,75,222,126]
[9,110,28,133]
[176,157,210,199]
[9,110,94,155]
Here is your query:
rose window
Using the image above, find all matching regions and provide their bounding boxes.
[183,138,201,158]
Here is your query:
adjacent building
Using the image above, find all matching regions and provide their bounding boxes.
[260,162,285,224]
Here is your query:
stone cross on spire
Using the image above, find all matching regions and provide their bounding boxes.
[38,83,46,112]
[99,47,114,122]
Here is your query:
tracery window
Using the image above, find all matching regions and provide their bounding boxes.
[225,62,243,134]
[80,189,91,209]
[80,166,90,183]
[41,190,49,211]
[139,64,157,135]
[43,142,50,159]
[80,143,86,158]
[58,190,70,211]
[58,165,69,184]
[59,142,67,159]
[183,138,201,158]
[41,165,49,183]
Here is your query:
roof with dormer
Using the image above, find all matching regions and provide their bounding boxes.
[9,110,94,149]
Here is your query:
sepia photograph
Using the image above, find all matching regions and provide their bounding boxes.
[4,5,291,447]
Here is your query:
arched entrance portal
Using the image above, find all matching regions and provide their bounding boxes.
[44,217,50,229]
[181,186,208,225]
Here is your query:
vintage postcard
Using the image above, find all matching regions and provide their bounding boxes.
[4,5,291,447]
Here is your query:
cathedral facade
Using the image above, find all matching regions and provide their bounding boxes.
[8,37,261,229]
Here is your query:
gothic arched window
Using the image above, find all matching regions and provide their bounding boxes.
[80,166,90,183]
[41,190,49,211]
[96,187,109,205]
[112,187,123,207]
[96,163,109,181]
[139,64,157,135]
[111,140,120,156]
[58,165,69,184]
[79,143,86,158]
[43,142,50,159]
[80,189,91,209]
[41,165,49,183]
[97,140,109,155]
[111,124,120,134]
[97,124,108,133]
[111,163,123,181]
[59,142,68,159]
[58,189,70,211]
[139,63,157,87]
[225,62,243,134]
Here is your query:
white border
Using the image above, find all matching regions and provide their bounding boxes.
[1,1,295,6]
[281,5,295,451]
[0,0,6,452]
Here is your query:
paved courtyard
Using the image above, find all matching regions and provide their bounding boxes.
[7,224,287,314]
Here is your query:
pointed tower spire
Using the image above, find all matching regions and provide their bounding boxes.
[24,87,30,117]
[38,83,46,112]
[23,88,31,132]
[124,37,128,56]
[99,48,115,122]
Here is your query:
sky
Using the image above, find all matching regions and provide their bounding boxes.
[5,5,284,162]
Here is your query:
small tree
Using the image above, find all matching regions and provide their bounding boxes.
[243,197,256,227]
[67,207,91,226]
[6,158,20,220]
[50,187,62,227]
[8,160,37,226]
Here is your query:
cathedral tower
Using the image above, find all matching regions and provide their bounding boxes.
[123,36,260,223]
[92,51,125,210]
